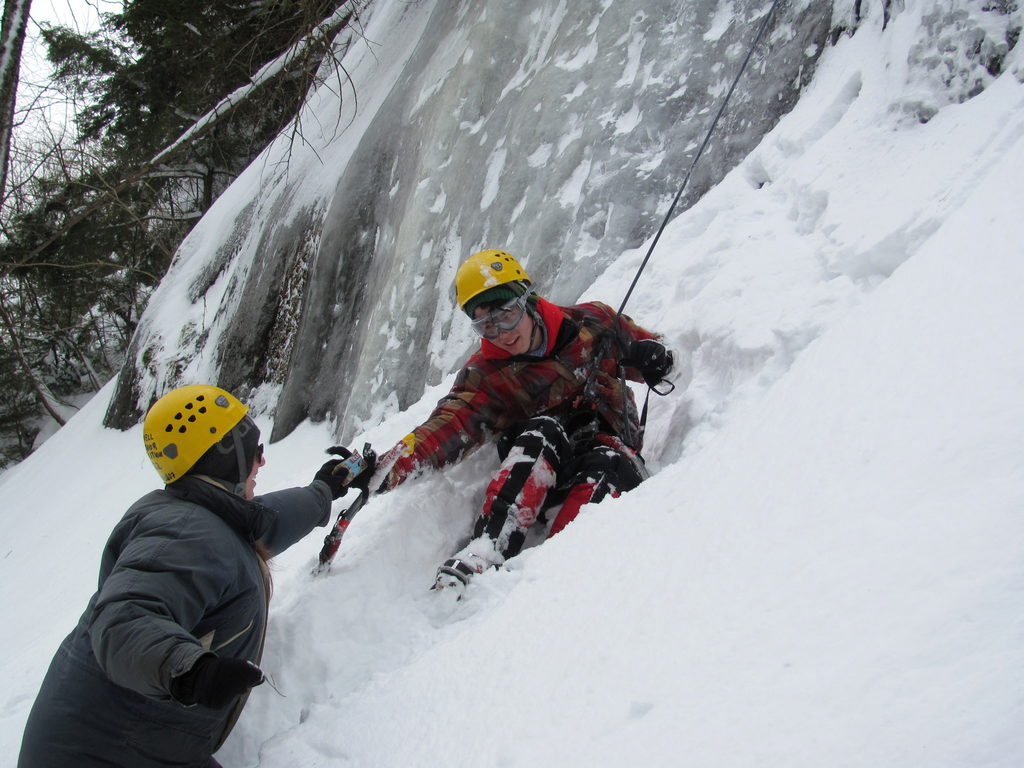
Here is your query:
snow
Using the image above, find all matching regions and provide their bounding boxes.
[3,1,1024,766]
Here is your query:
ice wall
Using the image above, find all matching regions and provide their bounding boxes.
[104,0,832,441]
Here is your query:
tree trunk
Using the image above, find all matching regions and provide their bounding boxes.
[0,0,32,202]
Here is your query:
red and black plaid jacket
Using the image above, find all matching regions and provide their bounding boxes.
[378,298,661,490]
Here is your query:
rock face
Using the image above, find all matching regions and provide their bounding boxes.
[104,0,833,440]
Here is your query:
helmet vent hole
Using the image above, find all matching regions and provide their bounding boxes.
[187,415,196,423]
[178,426,187,433]
[164,425,173,433]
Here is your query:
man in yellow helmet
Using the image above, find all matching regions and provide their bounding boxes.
[19,385,374,768]
[374,250,675,593]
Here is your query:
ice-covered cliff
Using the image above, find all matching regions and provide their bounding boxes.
[104,0,831,441]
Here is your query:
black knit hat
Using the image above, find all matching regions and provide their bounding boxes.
[188,414,261,487]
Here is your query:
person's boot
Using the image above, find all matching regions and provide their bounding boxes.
[433,537,504,596]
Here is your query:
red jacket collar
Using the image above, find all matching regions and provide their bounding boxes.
[479,297,564,359]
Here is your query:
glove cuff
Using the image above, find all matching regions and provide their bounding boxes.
[170,653,215,706]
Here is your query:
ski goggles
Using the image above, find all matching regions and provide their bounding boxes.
[469,294,529,339]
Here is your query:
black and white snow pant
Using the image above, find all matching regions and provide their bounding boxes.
[474,413,647,559]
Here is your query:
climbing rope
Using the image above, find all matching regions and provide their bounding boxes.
[601,0,784,447]
[615,0,783,319]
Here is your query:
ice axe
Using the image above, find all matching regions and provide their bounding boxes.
[312,443,374,575]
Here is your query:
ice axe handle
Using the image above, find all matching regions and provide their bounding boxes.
[314,486,369,574]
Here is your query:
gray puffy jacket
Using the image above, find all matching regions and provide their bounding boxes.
[18,475,332,768]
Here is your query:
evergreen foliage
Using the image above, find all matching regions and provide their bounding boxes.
[0,0,364,468]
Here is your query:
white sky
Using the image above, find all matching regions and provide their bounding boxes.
[2,0,1024,766]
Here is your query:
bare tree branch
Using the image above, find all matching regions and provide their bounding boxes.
[0,288,66,426]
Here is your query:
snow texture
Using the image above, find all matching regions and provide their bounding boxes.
[3,0,1024,766]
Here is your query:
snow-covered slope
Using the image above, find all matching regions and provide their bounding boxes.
[2,1,1024,765]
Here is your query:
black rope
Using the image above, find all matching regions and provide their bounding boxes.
[602,0,782,447]
[615,0,783,319]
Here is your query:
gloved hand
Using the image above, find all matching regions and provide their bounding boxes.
[345,445,377,494]
[170,654,264,708]
[373,435,419,493]
[315,446,375,499]
[621,339,673,387]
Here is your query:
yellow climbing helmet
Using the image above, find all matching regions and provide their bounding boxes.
[454,249,532,314]
[143,385,249,483]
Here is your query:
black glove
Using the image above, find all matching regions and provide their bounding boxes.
[621,339,673,387]
[170,654,264,708]
[315,445,375,499]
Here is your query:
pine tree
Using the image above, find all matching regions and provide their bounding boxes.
[0,0,365,467]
